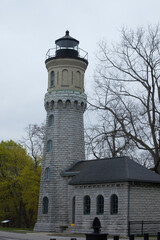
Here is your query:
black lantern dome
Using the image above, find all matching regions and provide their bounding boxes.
[55,30,79,58]
[45,31,88,64]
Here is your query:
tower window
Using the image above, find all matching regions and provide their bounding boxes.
[71,71,73,85]
[76,71,81,87]
[45,167,50,180]
[110,194,118,215]
[57,71,59,85]
[48,114,54,126]
[84,195,91,215]
[50,71,55,87]
[96,195,104,215]
[62,69,68,85]
[43,197,49,214]
[47,140,52,152]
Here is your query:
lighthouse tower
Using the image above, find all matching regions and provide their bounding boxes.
[34,31,88,232]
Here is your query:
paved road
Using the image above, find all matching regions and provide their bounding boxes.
[1,231,156,240]
[0,231,85,240]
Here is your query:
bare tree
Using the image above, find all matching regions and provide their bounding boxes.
[20,123,45,168]
[88,25,160,172]
[85,107,133,159]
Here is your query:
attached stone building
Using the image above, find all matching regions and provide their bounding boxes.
[34,31,160,236]
[65,156,160,235]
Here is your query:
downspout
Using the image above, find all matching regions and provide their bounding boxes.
[158,86,160,163]
[127,182,130,236]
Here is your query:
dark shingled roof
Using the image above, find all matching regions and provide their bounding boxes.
[65,156,160,185]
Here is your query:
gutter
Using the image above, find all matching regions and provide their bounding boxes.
[60,171,80,177]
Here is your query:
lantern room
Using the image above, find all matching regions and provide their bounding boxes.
[55,30,79,58]
[45,30,88,63]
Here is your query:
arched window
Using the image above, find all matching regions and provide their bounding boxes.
[84,195,91,215]
[62,69,68,85]
[45,167,50,180]
[50,71,55,87]
[49,114,54,126]
[110,194,118,215]
[96,195,104,215]
[71,71,73,85]
[47,140,52,152]
[43,197,49,214]
[76,71,81,87]
[72,196,76,224]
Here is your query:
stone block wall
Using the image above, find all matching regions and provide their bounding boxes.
[34,47,88,232]
[129,182,160,234]
[67,182,129,236]
[34,91,87,232]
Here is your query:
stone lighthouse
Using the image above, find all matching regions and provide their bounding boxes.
[34,31,88,232]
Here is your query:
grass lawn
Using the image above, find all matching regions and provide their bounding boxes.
[0,226,33,233]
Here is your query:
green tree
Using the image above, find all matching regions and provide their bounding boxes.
[18,163,41,227]
[0,140,41,228]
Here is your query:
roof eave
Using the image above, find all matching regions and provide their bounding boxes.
[61,171,80,177]
[69,179,160,186]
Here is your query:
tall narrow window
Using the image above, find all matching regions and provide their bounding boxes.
[47,140,52,152]
[50,71,55,87]
[110,194,118,215]
[96,195,104,215]
[49,114,54,126]
[76,71,81,87]
[72,196,76,224]
[84,195,91,215]
[45,167,50,180]
[57,71,59,85]
[62,69,68,85]
[43,197,49,214]
[71,71,73,85]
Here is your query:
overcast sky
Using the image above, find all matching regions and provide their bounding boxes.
[0,0,160,142]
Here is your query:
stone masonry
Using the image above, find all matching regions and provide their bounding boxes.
[67,182,129,236]
[66,182,160,236]
[34,40,88,232]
